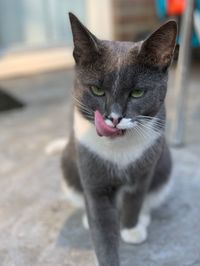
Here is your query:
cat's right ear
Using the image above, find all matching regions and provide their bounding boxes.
[137,20,177,70]
[69,13,100,65]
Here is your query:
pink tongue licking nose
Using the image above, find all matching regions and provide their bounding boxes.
[95,110,121,137]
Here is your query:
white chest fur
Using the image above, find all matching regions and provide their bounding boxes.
[74,109,159,168]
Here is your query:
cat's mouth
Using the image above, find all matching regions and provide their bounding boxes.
[95,110,125,137]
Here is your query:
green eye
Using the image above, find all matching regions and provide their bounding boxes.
[131,89,144,98]
[90,86,105,96]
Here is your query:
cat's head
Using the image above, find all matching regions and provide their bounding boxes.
[69,13,177,138]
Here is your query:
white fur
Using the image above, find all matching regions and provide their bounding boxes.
[82,212,150,232]
[117,118,136,129]
[139,213,151,227]
[82,214,89,230]
[121,224,147,244]
[105,117,134,129]
[61,180,85,208]
[73,108,170,244]
[117,186,151,244]
[110,112,120,120]
[45,138,67,155]
[105,119,114,127]
[142,177,174,214]
[121,179,173,244]
[80,179,172,231]
[81,178,172,245]
[83,179,170,243]
[74,109,160,168]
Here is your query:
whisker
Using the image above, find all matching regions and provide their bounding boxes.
[137,118,165,128]
[137,125,152,141]
[73,101,94,115]
[130,125,147,141]
[137,121,156,129]
[137,115,165,122]
[71,96,97,122]
[77,106,93,115]
[137,120,165,128]
[137,120,164,132]
[73,101,90,111]
[137,121,162,137]
[72,96,93,113]
[81,112,94,119]
[84,115,94,121]
[125,129,132,138]
[135,126,146,141]
[81,112,94,117]
[128,121,160,141]
[125,116,164,142]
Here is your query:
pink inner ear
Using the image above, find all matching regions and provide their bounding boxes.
[94,110,120,137]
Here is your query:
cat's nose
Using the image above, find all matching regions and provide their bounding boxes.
[108,113,122,126]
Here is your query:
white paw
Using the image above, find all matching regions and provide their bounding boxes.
[121,224,147,244]
[82,214,89,230]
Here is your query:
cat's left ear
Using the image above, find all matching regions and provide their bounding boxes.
[69,12,100,65]
[138,21,177,69]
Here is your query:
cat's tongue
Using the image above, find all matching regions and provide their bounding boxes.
[95,110,121,137]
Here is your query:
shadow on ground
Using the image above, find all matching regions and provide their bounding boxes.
[57,210,92,250]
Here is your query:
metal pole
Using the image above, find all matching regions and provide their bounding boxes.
[171,0,194,147]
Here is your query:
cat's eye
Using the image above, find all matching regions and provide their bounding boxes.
[90,86,105,96]
[130,89,144,98]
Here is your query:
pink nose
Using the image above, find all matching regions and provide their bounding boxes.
[109,115,122,126]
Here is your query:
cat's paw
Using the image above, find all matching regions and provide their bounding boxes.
[121,224,147,244]
[82,214,89,230]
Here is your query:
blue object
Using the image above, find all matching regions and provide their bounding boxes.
[155,0,166,19]
[155,0,200,47]
[196,0,200,9]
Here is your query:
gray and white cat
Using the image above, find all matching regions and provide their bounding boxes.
[62,13,177,266]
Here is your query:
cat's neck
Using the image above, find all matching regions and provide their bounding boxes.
[73,108,164,168]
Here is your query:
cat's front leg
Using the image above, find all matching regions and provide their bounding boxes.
[120,187,148,244]
[84,188,120,266]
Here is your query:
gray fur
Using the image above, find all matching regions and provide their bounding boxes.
[61,13,177,266]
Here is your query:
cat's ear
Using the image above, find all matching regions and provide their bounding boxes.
[138,21,177,69]
[69,12,100,65]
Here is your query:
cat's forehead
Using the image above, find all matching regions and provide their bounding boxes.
[101,40,141,71]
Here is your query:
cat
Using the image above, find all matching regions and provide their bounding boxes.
[61,12,177,266]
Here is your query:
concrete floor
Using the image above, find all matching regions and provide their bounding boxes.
[0,66,200,266]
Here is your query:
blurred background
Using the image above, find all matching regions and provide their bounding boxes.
[0,1,200,266]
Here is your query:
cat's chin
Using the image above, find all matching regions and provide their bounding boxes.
[108,129,126,138]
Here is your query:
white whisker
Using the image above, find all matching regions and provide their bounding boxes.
[137,121,164,132]
[130,125,147,141]
[137,115,165,123]
[134,126,145,141]
[136,125,151,141]
[137,120,165,126]
[72,96,94,116]
[137,122,162,139]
